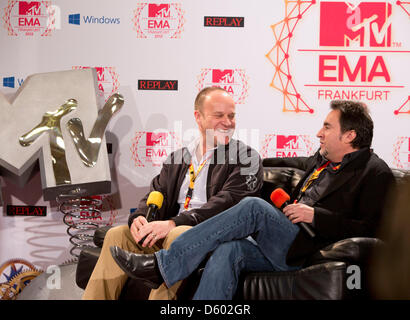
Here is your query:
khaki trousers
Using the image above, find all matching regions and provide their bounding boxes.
[82,224,191,300]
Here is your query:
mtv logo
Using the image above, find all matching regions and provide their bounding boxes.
[146,132,168,146]
[320,2,392,47]
[148,4,170,18]
[19,1,41,16]
[277,135,299,149]
[212,69,234,84]
[0,69,113,201]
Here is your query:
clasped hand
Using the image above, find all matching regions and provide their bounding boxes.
[130,215,176,248]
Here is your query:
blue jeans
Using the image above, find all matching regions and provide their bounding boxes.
[155,197,301,299]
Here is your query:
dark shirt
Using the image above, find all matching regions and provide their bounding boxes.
[297,149,367,225]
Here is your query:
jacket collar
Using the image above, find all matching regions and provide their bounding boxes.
[293,148,371,202]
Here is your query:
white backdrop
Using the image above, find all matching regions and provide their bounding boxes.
[0,0,409,298]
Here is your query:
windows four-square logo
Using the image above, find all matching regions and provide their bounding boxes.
[69,14,80,25]
[3,77,15,88]
[2,76,24,88]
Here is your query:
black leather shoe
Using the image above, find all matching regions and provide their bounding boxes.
[110,246,163,289]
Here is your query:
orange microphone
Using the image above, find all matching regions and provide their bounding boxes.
[270,188,316,238]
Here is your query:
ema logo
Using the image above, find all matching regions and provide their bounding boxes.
[68,13,120,25]
[266,1,410,114]
[2,76,24,88]
[131,131,181,167]
[3,0,59,36]
[260,134,315,158]
[204,16,244,27]
[133,3,185,38]
[197,68,249,104]
[393,136,410,169]
[72,66,120,101]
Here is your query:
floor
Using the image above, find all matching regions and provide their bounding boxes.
[17,263,84,300]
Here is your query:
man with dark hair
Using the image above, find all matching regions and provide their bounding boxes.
[82,86,263,299]
[330,100,373,149]
[110,100,395,300]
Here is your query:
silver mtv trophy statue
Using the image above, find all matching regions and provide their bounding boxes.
[0,69,123,257]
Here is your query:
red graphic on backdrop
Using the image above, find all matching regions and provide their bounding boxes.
[19,1,41,15]
[394,96,410,115]
[197,68,249,104]
[266,1,409,115]
[266,1,315,113]
[148,4,170,17]
[62,195,118,228]
[276,135,299,149]
[132,3,185,39]
[72,66,120,101]
[393,136,410,169]
[260,134,315,158]
[320,2,391,47]
[212,70,235,84]
[396,1,410,15]
[131,131,182,167]
[3,0,56,36]
[146,132,168,146]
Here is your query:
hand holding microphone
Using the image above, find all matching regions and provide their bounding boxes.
[135,191,164,246]
[270,188,316,238]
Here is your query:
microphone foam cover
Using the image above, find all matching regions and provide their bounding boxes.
[146,191,164,209]
[270,188,290,208]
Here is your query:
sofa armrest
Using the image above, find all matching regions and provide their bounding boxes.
[306,237,383,267]
[76,246,102,289]
[93,226,113,247]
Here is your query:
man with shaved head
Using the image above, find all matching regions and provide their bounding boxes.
[82,87,263,299]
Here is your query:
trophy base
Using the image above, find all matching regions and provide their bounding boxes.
[44,181,111,201]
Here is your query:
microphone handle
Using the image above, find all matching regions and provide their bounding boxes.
[146,204,157,222]
[281,201,316,238]
[299,222,316,238]
[139,204,158,245]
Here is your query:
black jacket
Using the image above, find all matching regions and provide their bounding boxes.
[266,148,395,266]
[128,139,263,227]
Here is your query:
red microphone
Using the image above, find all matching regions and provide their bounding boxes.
[270,188,316,238]
[270,188,291,210]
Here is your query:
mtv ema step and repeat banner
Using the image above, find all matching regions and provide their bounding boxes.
[0,0,409,299]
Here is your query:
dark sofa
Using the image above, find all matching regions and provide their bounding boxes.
[75,158,409,299]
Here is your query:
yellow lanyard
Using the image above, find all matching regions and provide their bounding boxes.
[183,155,212,210]
[301,161,341,193]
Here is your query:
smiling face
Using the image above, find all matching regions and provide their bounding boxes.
[194,89,236,149]
[316,109,357,163]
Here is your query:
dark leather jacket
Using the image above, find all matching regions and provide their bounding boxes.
[272,148,395,266]
[128,139,263,227]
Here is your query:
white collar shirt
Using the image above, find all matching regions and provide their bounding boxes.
[177,139,216,215]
